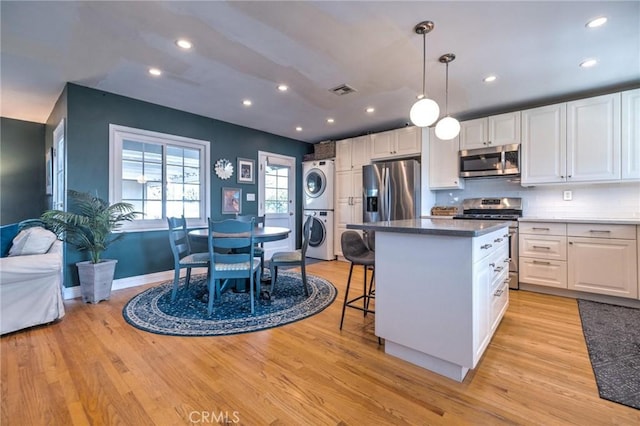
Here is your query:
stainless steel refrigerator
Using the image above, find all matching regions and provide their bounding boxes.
[363,159,421,222]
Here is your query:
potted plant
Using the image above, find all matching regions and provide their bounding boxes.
[41,190,137,303]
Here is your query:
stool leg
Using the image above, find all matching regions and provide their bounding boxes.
[365,268,375,313]
[340,262,355,330]
[363,265,368,317]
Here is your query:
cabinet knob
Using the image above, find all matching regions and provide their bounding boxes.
[568,175,572,178]
[560,175,564,179]
[454,181,458,184]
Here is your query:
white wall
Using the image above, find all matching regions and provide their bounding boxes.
[434,179,640,218]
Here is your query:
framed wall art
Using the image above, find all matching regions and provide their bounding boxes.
[221,187,242,214]
[237,157,255,184]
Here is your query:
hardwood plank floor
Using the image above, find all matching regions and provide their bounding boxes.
[2,260,639,425]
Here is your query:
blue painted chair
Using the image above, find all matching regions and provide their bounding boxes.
[207,218,262,315]
[268,214,313,297]
[236,214,266,274]
[167,216,209,302]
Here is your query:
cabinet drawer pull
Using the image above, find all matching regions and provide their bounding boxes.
[480,243,493,250]
[532,227,550,231]
[493,266,504,272]
[532,260,551,265]
[504,258,511,263]
[589,230,611,233]
[494,237,504,243]
[494,289,504,297]
[533,245,551,250]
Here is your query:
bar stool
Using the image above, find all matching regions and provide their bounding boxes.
[339,231,376,330]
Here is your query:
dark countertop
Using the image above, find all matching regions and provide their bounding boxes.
[347,218,510,237]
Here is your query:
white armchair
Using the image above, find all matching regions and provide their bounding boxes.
[0,238,65,335]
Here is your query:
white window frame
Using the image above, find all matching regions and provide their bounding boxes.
[109,124,210,231]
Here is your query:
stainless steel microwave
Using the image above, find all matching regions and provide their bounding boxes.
[459,144,520,178]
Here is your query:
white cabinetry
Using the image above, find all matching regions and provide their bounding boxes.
[519,222,568,289]
[375,226,509,382]
[567,224,638,298]
[622,88,640,180]
[460,112,521,150]
[521,93,622,185]
[334,136,370,257]
[521,103,567,185]
[428,128,464,189]
[370,126,421,160]
[567,93,621,182]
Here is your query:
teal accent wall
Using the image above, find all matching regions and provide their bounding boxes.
[0,117,46,224]
[63,84,312,286]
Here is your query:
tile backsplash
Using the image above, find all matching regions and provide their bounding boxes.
[433,178,640,218]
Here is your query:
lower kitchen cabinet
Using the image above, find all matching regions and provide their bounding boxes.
[519,222,568,288]
[568,224,638,298]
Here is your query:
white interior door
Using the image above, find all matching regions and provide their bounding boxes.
[258,151,296,259]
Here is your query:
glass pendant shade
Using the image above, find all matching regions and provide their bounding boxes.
[410,97,440,127]
[435,116,461,140]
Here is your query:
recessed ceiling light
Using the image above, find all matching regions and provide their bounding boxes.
[176,39,193,49]
[242,99,252,106]
[277,84,288,92]
[586,17,607,28]
[580,59,598,68]
[148,68,162,76]
[295,126,303,132]
[483,75,497,83]
[327,118,335,124]
[365,107,375,113]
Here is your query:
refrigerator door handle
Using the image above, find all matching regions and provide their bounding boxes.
[384,166,391,221]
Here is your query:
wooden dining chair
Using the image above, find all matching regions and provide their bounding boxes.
[268,215,313,298]
[207,218,262,315]
[167,216,209,302]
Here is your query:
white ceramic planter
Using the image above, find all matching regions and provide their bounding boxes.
[76,259,118,304]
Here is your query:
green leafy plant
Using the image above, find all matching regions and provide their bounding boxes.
[41,190,138,264]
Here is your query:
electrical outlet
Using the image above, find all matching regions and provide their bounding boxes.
[563,190,572,201]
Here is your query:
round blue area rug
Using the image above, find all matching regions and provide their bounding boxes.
[123,272,337,336]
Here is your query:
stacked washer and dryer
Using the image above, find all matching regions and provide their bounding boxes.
[303,160,335,260]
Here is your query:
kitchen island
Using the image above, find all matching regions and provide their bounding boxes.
[347,218,510,382]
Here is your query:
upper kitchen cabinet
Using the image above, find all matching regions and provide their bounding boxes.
[622,88,640,180]
[459,112,521,150]
[521,103,567,185]
[428,127,464,190]
[335,135,370,172]
[522,92,622,185]
[567,92,621,182]
[370,126,421,160]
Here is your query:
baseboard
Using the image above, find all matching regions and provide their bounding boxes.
[62,267,208,300]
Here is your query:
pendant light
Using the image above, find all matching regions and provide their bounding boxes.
[409,21,440,127]
[435,53,461,140]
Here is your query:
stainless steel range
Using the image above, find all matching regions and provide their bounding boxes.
[454,197,522,289]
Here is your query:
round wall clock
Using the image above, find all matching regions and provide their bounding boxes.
[214,158,234,180]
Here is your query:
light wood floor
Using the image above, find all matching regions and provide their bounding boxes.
[2,260,639,425]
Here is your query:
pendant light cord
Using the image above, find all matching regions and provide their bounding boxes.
[421,32,426,97]
[445,61,449,114]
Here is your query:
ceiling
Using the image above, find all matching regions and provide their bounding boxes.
[1,1,638,144]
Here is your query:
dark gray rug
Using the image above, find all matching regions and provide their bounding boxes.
[578,299,640,410]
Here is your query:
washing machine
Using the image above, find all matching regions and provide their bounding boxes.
[304,210,335,261]
[303,160,334,210]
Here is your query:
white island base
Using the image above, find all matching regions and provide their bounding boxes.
[366,222,510,382]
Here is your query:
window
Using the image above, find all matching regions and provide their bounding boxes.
[263,164,289,214]
[110,125,210,230]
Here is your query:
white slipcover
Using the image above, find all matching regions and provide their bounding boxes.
[0,240,65,335]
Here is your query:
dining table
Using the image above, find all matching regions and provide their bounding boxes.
[188,225,292,292]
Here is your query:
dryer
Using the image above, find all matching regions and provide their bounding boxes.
[304,210,335,261]
[303,160,334,210]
